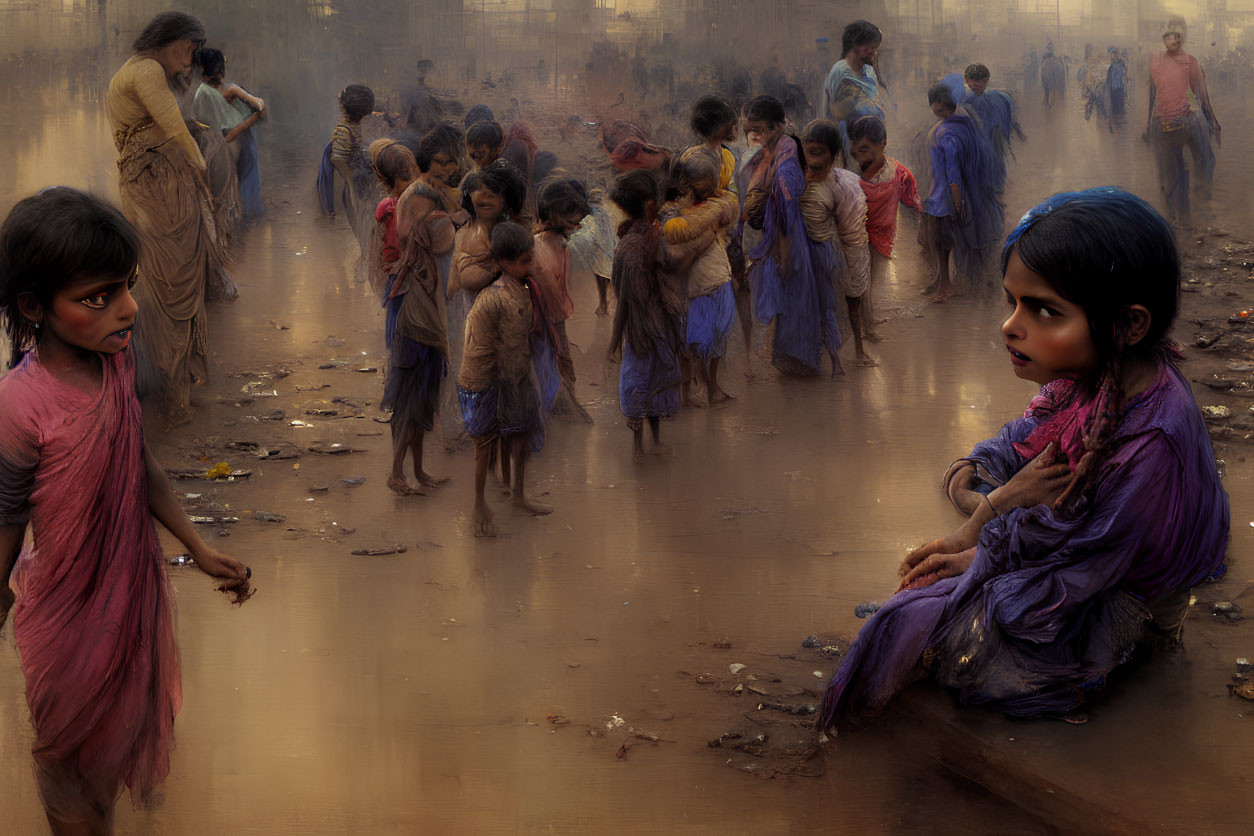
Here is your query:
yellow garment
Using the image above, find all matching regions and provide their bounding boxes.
[660,191,737,298]
[107,56,203,169]
[719,146,736,192]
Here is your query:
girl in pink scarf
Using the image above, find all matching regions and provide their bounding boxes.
[0,188,250,832]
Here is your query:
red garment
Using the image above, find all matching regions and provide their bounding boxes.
[1149,52,1204,120]
[376,197,400,265]
[859,158,920,258]
[598,121,669,171]
[501,121,538,178]
[0,349,180,818]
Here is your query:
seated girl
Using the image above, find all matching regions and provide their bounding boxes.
[819,188,1229,730]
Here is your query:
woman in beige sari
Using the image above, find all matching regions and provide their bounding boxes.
[107,12,223,425]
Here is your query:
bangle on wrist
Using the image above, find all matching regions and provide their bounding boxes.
[983,493,999,517]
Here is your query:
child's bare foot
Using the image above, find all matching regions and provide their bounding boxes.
[920,281,939,296]
[709,387,734,404]
[473,504,497,537]
[418,472,449,489]
[830,355,845,379]
[512,494,554,516]
[683,393,707,409]
[388,475,426,496]
[855,354,879,368]
[863,328,883,343]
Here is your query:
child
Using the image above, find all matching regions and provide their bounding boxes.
[568,185,618,317]
[369,138,418,302]
[380,154,457,496]
[741,95,840,378]
[534,179,593,422]
[819,188,1228,730]
[607,170,683,463]
[660,147,738,403]
[194,47,266,222]
[444,159,528,447]
[465,119,505,171]
[921,83,1004,303]
[458,222,559,536]
[323,84,379,259]
[962,63,1026,166]
[800,119,875,368]
[0,188,250,831]
[848,115,921,330]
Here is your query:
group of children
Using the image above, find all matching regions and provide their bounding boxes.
[0,18,1233,827]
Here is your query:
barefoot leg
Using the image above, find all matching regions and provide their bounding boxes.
[388,422,425,495]
[631,421,646,464]
[595,274,610,316]
[708,356,733,403]
[410,430,449,488]
[847,296,878,367]
[510,437,553,515]
[649,415,673,456]
[472,439,496,536]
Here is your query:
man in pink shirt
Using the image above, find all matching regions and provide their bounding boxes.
[1144,19,1220,226]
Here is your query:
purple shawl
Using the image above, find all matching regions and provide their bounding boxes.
[819,363,1229,727]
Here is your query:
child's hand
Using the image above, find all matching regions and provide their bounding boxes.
[192,546,249,584]
[898,547,976,591]
[991,443,1071,511]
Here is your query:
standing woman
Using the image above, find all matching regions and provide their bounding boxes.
[742,96,840,378]
[107,12,222,426]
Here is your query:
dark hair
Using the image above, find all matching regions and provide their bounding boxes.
[691,94,737,140]
[133,11,205,53]
[464,104,496,128]
[415,122,464,172]
[339,84,375,121]
[841,20,882,56]
[466,120,504,151]
[369,139,416,191]
[462,159,527,219]
[0,188,140,367]
[927,83,957,110]
[1004,189,1180,512]
[537,179,591,227]
[964,63,991,82]
[195,47,225,78]
[609,170,660,222]
[848,114,887,145]
[801,118,842,157]
[490,221,535,262]
[743,95,786,127]
[532,150,559,184]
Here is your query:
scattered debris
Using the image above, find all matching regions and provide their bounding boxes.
[800,635,820,648]
[546,714,570,726]
[729,663,747,675]
[1212,601,1243,621]
[307,443,362,455]
[168,554,194,567]
[350,545,408,556]
[340,476,366,486]
[712,638,733,649]
[252,511,286,523]
[855,601,881,618]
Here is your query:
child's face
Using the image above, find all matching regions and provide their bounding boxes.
[498,251,534,280]
[1163,33,1182,53]
[715,119,737,145]
[744,118,782,150]
[1001,250,1098,386]
[154,39,197,79]
[690,174,718,201]
[850,138,886,172]
[966,77,989,95]
[802,142,835,180]
[555,210,586,236]
[429,151,459,186]
[851,39,880,64]
[931,102,956,121]
[471,187,505,222]
[35,272,139,355]
[468,143,497,170]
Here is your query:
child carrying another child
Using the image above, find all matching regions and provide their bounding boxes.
[0,188,251,832]
[848,115,920,330]
[660,146,738,403]
[800,119,875,368]
[819,188,1228,731]
[608,171,686,463]
[458,222,559,537]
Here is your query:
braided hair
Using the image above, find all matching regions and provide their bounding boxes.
[1004,188,1180,512]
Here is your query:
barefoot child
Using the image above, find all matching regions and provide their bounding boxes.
[568,186,617,317]
[800,119,875,367]
[381,154,457,496]
[660,147,738,403]
[458,222,559,536]
[0,188,251,831]
[608,171,684,463]
[848,115,921,330]
[819,188,1228,730]
[533,179,593,421]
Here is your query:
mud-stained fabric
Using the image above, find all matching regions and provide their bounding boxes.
[819,364,1229,728]
[108,56,222,423]
[0,349,180,821]
[613,218,681,420]
[802,168,871,298]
